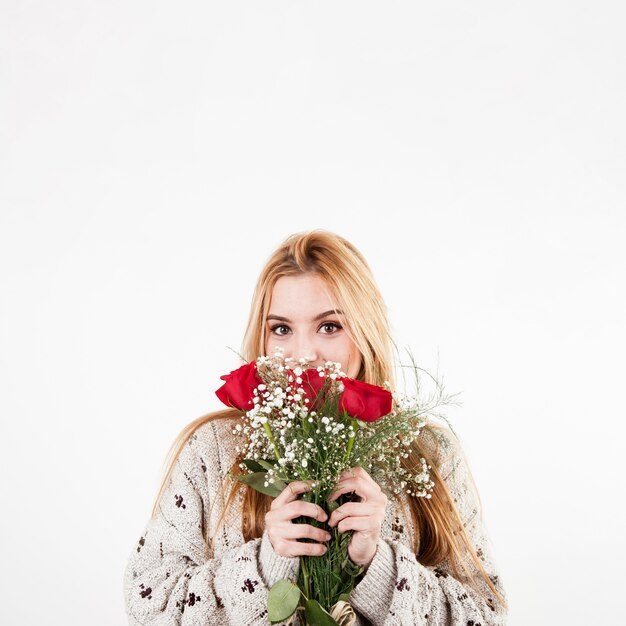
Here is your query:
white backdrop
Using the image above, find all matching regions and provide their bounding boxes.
[1,2,624,625]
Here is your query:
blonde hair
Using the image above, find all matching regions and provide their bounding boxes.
[150,229,507,609]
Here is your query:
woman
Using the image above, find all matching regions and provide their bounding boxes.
[123,229,508,625]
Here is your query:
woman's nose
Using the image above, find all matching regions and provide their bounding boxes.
[291,336,319,366]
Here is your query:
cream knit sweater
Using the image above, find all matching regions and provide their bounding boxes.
[123,416,508,625]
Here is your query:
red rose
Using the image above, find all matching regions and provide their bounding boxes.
[338,378,393,422]
[215,361,264,411]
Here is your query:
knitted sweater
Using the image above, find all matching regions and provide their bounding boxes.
[123,416,508,625]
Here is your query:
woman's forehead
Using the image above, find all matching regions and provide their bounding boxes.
[268,274,339,311]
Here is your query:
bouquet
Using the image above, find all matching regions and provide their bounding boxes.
[215,347,458,626]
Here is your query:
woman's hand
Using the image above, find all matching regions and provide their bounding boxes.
[265,480,332,558]
[327,466,388,568]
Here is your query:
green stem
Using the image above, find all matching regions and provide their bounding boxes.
[263,421,281,461]
[301,557,310,600]
[343,418,360,464]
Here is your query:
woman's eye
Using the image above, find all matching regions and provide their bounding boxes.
[270,322,341,336]
[270,324,290,336]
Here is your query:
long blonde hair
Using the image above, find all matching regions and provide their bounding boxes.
[150,229,507,609]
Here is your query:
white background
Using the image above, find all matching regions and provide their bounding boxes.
[1,2,625,625]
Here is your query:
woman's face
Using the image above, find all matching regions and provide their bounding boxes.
[264,273,363,379]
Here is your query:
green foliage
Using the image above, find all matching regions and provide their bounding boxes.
[234,471,286,497]
[268,580,301,624]
[325,499,340,513]
[304,599,340,626]
[242,458,265,472]
[257,459,279,471]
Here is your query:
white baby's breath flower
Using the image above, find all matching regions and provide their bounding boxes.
[236,348,449,516]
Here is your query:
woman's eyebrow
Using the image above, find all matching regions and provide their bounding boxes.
[266,309,344,323]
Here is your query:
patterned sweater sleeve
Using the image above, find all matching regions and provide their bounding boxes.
[123,435,300,626]
[348,429,508,626]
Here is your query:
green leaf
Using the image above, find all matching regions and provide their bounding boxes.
[268,580,301,623]
[337,592,351,603]
[234,472,286,497]
[257,459,279,471]
[304,599,340,626]
[242,459,265,472]
[242,458,278,473]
